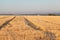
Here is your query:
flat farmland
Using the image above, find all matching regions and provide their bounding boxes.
[0,16,60,40]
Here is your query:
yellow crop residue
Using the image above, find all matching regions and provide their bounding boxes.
[0,16,60,40]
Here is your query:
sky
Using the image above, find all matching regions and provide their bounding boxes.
[0,0,60,14]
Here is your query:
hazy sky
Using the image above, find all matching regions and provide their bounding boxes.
[0,0,60,13]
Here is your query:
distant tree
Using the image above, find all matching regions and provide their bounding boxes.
[48,14,56,16]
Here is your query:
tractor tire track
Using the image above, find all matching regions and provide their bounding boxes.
[24,18,43,31]
[0,16,16,30]
[24,17,56,40]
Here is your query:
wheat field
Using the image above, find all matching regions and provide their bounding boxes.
[0,16,60,40]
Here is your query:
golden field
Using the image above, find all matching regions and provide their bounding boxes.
[0,16,60,40]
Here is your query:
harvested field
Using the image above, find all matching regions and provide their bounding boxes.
[0,16,60,40]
